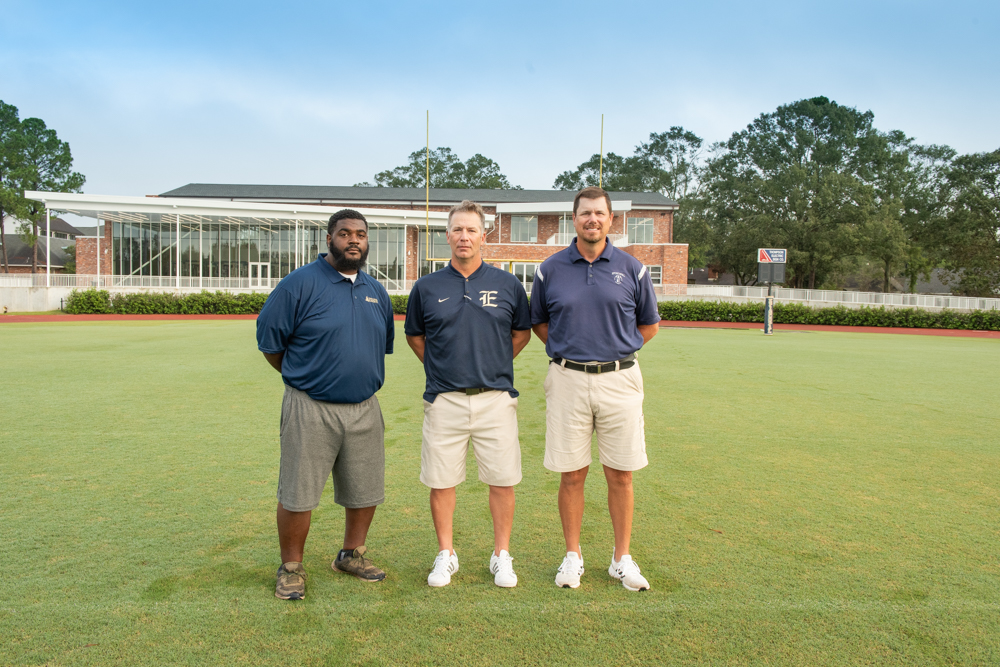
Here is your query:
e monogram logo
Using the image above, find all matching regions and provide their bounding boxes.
[479,290,498,308]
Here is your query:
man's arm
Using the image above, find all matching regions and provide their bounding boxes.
[511,329,531,358]
[532,323,548,345]
[638,323,659,345]
[406,334,426,363]
[262,351,284,373]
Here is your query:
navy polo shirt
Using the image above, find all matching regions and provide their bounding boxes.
[256,255,395,404]
[530,239,660,362]
[405,262,531,402]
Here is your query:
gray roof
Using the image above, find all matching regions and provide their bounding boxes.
[3,216,84,237]
[159,184,678,208]
[1,235,69,268]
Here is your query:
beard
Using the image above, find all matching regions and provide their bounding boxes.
[329,243,370,272]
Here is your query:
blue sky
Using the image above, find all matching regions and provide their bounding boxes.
[2,0,998,195]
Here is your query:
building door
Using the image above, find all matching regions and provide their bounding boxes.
[250,262,270,288]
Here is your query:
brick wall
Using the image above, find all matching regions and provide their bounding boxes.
[76,225,112,275]
[622,243,688,290]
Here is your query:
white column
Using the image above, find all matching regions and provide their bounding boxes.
[198,218,203,289]
[96,218,102,285]
[45,208,51,287]
[176,213,181,288]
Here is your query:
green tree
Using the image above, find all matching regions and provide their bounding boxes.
[358,147,520,189]
[12,116,85,273]
[0,100,27,273]
[552,152,657,192]
[935,150,1000,296]
[635,126,704,200]
[62,242,76,274]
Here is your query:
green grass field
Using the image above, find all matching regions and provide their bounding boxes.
[1,321,998,666]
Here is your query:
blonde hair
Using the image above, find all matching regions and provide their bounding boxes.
[447,200,486,232]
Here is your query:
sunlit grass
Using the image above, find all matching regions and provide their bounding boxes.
[1,321,998,665]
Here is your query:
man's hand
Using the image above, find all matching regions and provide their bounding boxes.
[406,334,426,363]
[532,323,548,345]
[511,329,531,358]
[263,351,284,373]
[638,323,659,345]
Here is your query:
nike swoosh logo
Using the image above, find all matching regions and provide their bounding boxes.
[438,297,450,302]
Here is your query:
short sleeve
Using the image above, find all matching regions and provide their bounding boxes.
[511,280,531,330]
[636,266,661,326]
[403,283,425,336]
[256,286,297,353]
[529,265,549,325]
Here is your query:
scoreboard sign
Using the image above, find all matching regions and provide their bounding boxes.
[758,248,786,263]
[757,248,787,284]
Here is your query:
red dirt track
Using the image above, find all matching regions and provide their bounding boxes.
[2,313,997,338]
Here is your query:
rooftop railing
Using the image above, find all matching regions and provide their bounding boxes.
[545,233,629,247]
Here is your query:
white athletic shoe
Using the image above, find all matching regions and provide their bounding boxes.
[608,551,650,591]
[489,550,518,588]
[555,551,585,589]
[428,549,459,587]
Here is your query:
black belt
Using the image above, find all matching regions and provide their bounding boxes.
[460,388,496,395]
[551,355,635,374]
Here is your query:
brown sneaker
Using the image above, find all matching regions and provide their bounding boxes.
[332,546,386,582]
[275,562,307,600]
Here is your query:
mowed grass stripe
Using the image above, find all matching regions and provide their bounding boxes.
[1,321,998,666]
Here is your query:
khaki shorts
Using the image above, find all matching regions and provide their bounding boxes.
[421,390,522,489]
[543,360,648,473]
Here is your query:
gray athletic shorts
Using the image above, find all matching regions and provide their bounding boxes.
[277,385,386,511]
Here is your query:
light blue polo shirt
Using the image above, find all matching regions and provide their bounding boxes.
[530,239,660,362]
[256,255,394,404]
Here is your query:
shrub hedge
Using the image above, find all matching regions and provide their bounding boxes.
[65,289,269,315]
[657,300,1000,331]
[64,289,1000,330]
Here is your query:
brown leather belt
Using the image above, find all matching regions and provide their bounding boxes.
[551,355,635,374]
[461,388,496,395]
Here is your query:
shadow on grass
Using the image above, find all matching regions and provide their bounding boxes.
[143,562,270,601]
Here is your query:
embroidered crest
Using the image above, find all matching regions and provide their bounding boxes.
[612,272,626,285]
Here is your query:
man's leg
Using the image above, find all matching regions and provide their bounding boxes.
[488,485,515,555]
[603,465,633,557]
[344,506,377,550]
[277,502,312,563]
[558,467,589,557]
[430,487,457,553]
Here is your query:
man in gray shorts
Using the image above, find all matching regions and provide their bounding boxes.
[256,209,395,600]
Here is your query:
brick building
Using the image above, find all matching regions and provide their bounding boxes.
[160,185,687,294]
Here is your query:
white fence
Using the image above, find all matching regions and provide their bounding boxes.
[3,273,999,311]
[686,284,1000,311]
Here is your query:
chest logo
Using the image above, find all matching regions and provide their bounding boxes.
[612,272,626,285]
[479,290,498,308]
[365,296,379,303]
[438,297,450,302]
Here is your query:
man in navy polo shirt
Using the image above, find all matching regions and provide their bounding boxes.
[405,200,531,589]
[257,209,395,601]
[530,186,661,592]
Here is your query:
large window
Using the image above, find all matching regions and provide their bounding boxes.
[508,262,540,293]
[510,215,537,243]
[417,230,451,277]
[627,217,654,244]
[645,265,662,285]
[367,227,407,289]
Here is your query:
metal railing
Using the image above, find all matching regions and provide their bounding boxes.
[686,284,1000,311]
[4,273,997,310]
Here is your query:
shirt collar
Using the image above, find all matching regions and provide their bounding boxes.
[445,260,488,280]
[568,237,615,263]
[317,254,367,285]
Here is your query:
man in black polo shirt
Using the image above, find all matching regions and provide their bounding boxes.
[405,200,531,588]
[530,187,661,592]
[257,209,395,600]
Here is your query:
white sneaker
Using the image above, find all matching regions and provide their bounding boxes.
[489,550,518,588]
[428,549,459,587]
[555,551,585,588]
[608,551,650,591]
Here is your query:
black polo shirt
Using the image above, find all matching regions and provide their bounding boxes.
[405,262,531,402]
